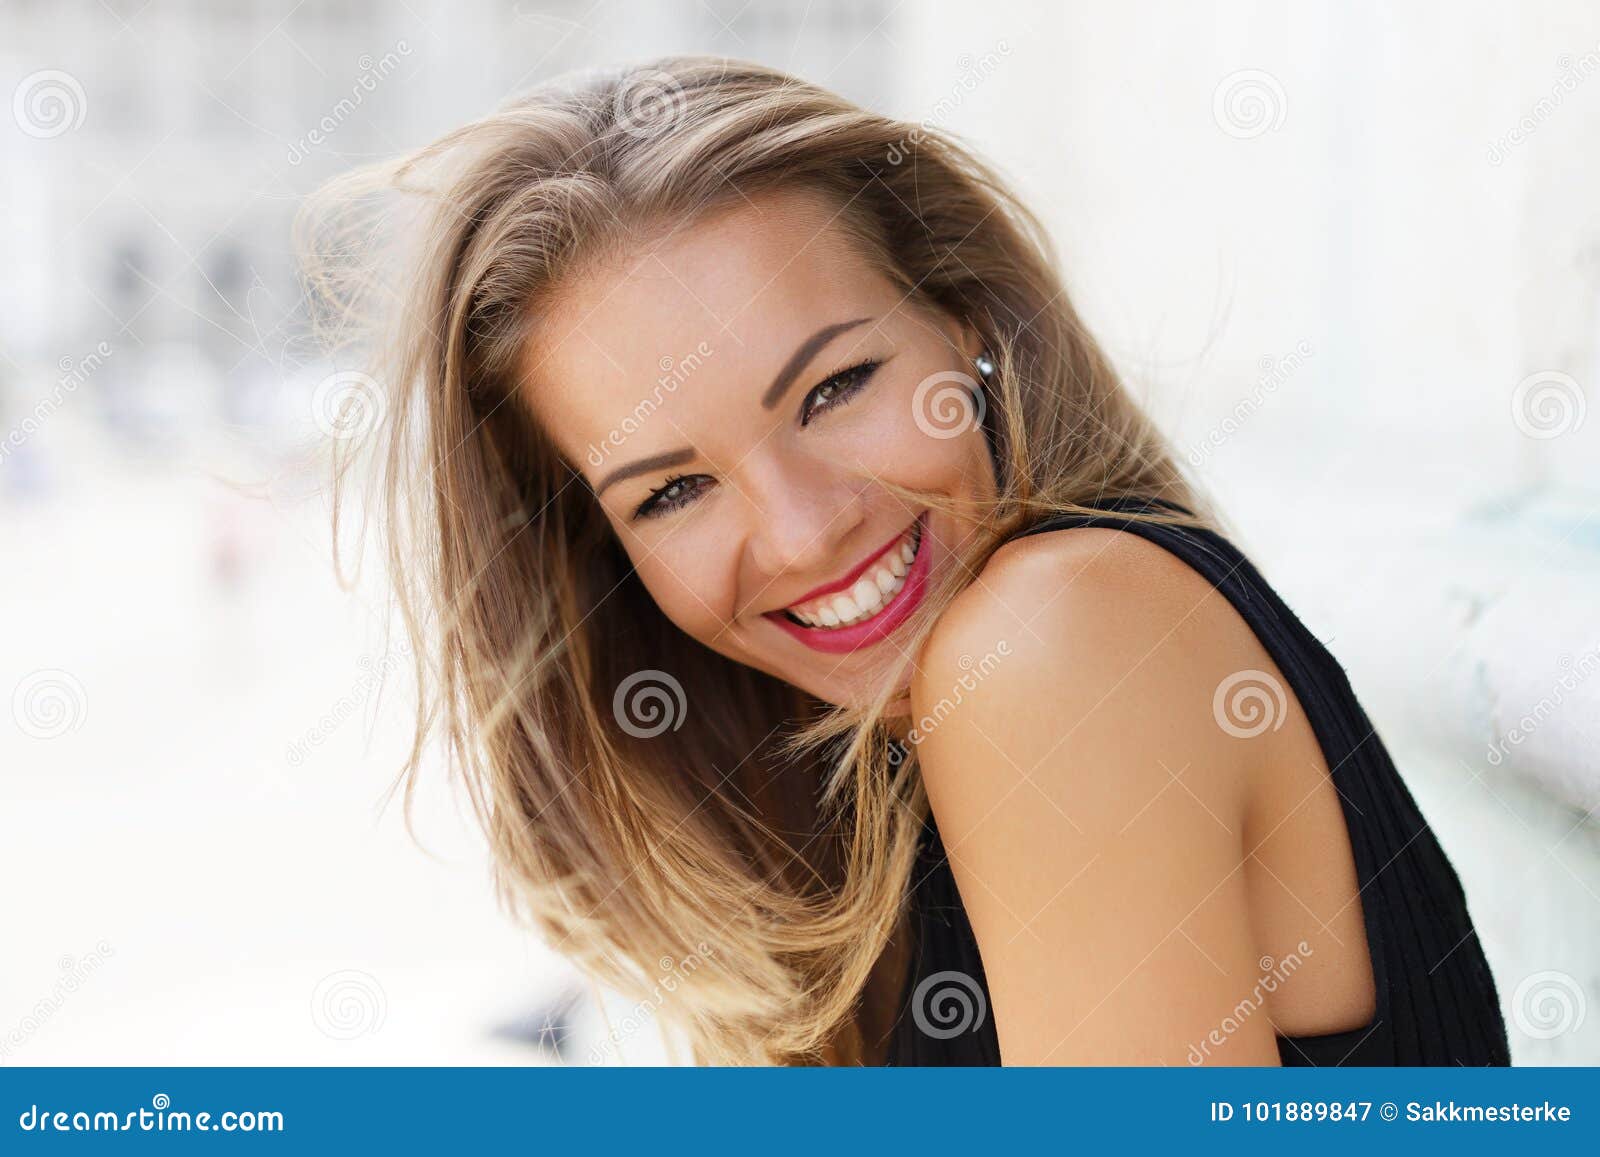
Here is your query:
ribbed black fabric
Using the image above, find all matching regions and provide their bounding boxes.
[884,495,1510,1066]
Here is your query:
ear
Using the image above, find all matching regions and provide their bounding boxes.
[959,321,986,362]
[937,310,987,362]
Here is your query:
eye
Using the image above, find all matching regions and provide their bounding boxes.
[629,359,882,521]
[800,359,880,426]
[634,473,712,520]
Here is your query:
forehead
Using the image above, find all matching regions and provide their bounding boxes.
[519,188,900,464]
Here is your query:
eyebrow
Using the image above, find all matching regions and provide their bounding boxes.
[592,317,874,498]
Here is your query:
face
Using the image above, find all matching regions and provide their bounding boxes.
[520,187,998,709]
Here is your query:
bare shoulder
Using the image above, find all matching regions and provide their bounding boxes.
[926,523,1220,649]
[912,523,1267,767]
[907,522,1289,1064]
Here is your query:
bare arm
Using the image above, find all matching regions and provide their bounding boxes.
[910,527,1284,1065]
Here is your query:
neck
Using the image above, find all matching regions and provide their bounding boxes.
[883,695,913,744]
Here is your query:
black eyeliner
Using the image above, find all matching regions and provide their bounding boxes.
[799,357,883,427]
[634,355,889,521]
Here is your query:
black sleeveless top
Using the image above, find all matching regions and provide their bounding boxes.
[884,496,1510,1066]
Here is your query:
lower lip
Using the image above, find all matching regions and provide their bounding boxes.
[765,515,933,655]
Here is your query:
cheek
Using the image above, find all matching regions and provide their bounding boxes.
[631,549,734,640]
[833,374,990,493]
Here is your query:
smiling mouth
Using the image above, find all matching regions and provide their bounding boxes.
[776,517,925,631]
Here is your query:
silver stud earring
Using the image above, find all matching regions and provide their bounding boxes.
[973,352,996,380]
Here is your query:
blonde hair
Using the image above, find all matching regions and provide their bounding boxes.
[296,55,1211,1064]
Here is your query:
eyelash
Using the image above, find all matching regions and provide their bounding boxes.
[632,359,882,521]
[800,358,880,426]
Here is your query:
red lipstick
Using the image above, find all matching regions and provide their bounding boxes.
[763,514,932,655]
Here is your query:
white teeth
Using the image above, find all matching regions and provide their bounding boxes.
[782,519,924,631]
[851,576,884,612]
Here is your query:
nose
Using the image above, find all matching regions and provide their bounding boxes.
[739,452,865,583]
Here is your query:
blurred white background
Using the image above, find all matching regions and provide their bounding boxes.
[2,0,1597,1066]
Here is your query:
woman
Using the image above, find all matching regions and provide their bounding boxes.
[297,56,1510,1066]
